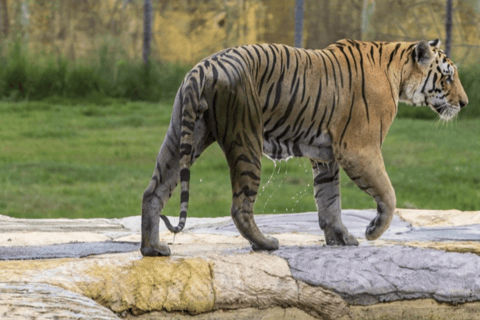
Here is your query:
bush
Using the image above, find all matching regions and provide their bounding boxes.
[0,40,191,103]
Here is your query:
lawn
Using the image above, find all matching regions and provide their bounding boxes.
[1,99,479,219]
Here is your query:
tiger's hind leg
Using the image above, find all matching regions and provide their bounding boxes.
[311,161,359,246]
[141,109,214,257]
[227,146,279,251]
[215,79,279,251]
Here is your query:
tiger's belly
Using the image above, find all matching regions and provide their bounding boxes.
[262,133,334,162]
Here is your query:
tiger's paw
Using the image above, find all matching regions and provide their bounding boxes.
[365,213,391,240]
[251,236,279,251]
[324,225,359,246]
[140,242,171,257]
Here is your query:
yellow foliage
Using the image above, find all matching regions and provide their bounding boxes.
[2,0,479,64]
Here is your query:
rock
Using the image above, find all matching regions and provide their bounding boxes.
[344,299,480,320]
[396,209,480,227]
[0,241,140,260]
[0,252,349,319]
[211,252,349,319]
[276,245,480,305]
[0,282,119,319]
[125,307,318,319]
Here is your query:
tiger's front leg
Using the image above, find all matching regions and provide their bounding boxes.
[337,148,396,241]
[311,160,359,246]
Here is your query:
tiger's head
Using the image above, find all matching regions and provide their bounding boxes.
[400,39,468,120]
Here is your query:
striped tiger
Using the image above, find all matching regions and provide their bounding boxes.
[141,39,468,256]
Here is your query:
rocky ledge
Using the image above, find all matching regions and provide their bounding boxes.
[1,209,480,319]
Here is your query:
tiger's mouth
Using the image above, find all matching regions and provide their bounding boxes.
[432,103,460,121]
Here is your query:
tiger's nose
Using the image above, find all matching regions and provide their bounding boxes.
[460,98,468,108]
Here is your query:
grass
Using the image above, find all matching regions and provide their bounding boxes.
[0,99,479,219]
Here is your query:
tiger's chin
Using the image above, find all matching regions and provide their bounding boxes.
[432,103,460,121]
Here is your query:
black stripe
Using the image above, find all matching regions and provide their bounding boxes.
[233,186,257,198]
[314,170,339,186]
[339,93,355,148]
[241,171,261,181]
[384,70,397,115]
[262,83,275,113]
[338,47,352,89]
[312,78,322,119]
[180,168,190,182]
[387,43,401,70]
[181,119,194,131]
[179,210,187,219]
[283,45,291,69]
[420,69,432,93]
[270,68,285,112]
[211,64,219,88]
[252,45,263,80]
[180,143,192,157]
[181,191,189,203]
[353,42,370,122]
[379,44,383,66]
[348,46,358,74]
[430,72,438,93]
[379,119,383,147]
[319,51,329,87]
[290,53,300,92]
[266,46,278,83]
[216,60,232,85]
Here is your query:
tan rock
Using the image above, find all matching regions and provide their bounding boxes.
[126,307,317,319]
[373,239,480,255]
[0,282,119,320]
[343,299,480,320]
[396,209,480,227]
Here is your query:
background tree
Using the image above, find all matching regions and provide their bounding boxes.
[445,0,453,57]
[294,0,304,47]
[0,0,8,38]
[143,0,153,69]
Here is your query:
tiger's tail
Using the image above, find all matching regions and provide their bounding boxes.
[160,68,207,233]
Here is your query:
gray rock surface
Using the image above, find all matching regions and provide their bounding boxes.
[275,245,480,305]
[190,210,480,242]
[0,241,140,260]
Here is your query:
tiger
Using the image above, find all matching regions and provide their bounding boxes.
[140,39,468,256]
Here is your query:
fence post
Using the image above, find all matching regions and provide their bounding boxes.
[445,0,452,57]
[294,0,304,47]
[143,0,152,69]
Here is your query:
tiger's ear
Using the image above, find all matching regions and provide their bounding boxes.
[415,40,435,67]
[429,39,441,48]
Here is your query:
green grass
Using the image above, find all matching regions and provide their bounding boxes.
[0,100,479,219]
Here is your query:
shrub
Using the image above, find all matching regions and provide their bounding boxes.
[0,40,191,103]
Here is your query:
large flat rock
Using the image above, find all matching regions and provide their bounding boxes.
[275,245,480,305]
[1,209,480,319]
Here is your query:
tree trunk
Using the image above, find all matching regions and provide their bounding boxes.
[143,0,152,69]
[294,0,304,47]
[0,0,8,38]
[445,0,452,57]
